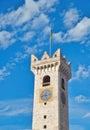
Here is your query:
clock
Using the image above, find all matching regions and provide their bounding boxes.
[61,92,66,105]
[41,90,52,101]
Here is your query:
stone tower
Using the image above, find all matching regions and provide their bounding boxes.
[31,49,71,130]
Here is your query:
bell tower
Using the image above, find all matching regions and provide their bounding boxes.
[31,49,71,130]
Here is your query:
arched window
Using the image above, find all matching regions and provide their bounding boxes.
[62,78,65,90]
[43,75,50,86]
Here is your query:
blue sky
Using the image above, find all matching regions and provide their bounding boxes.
[0,0,90,130]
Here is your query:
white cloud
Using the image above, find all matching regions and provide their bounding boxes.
[63,8,79,28]
[43,26,50,35]
[54,17,90,44]
[0,0,39,28]
[75,95,90,103]
[20,31,35,42]
[53,32,64,43]
[0,0,57,49]
[38,0,58,11]
[0,98,32,116]
[0,61,16,80]
[15,0,40,26]
[31,13,49,30]
[71,65,90,81]
[0,43,41,80]
[83,112,90,118]
[14,44,39,63]
[0,66,10,80]
[0,30,16,49]
[69,95,90,120]
[64,17,90,42]
[0,0,90,50]
[0,0,57,29]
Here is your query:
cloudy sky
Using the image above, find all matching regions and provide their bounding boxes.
[0,0,90,130]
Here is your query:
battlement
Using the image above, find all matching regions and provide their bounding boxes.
[31,49,71,80]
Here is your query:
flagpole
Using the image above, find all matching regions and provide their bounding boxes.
[50,35,51,57]
[50,27,52,57]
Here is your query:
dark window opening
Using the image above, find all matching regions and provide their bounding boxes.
[44,57,47,60]
[44,102,47,105]
[43,75,50,86]
[62,78,65,90]
[44,125,47,129]
[55,54,57,57]
[34,59,36,62]
[44,115,47,119]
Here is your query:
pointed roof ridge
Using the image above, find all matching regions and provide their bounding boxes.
[31,54,38,63]
[53,48,61,58]
[41,51,50,60]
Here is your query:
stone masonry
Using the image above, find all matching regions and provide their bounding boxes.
[31,49,72,130]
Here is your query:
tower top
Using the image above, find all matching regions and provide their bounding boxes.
[31,48,71,80]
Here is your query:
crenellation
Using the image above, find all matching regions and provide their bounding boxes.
[67,62,71,67]
[41,51,50,60]
[31,54,38,63]
[62,56,66,62]
[53,48,62,58]
[31,49,71,70]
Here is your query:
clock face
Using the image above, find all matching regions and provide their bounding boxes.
[41,90,52,101]
[61,92,66,104]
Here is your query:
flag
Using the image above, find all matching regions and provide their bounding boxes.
[50,28,52,40]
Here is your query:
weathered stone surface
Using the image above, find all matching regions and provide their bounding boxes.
[31,49,71,130]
